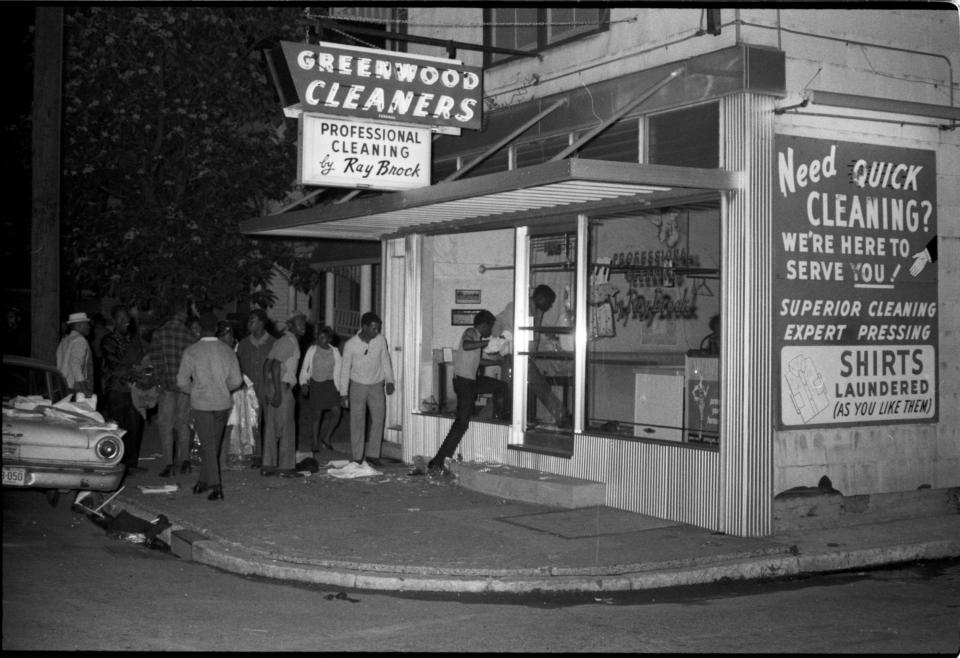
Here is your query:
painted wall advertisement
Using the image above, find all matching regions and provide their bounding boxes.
[299,115,431,190]
[773,135,938,429]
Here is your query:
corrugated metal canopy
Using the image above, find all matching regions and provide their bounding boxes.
[240,159,740,240]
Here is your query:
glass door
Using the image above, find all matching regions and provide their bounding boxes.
[517,225,577,455]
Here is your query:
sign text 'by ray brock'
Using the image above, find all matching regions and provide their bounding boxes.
[281,41,483,131]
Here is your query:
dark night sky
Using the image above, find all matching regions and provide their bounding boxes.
[1,5,35,299]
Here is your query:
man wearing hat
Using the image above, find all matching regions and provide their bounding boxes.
[261,312,307,473]
[56,312,94,396]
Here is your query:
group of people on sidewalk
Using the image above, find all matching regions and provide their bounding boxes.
[54,304,397,501]
[50,282,573,492]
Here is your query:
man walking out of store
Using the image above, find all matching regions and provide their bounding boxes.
[427,310,506,475]
[261,312,307,473]
[339,312,395,467]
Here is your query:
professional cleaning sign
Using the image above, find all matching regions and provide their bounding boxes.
[299,115,430,190]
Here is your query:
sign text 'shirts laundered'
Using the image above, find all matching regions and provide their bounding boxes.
[773,136,938,429]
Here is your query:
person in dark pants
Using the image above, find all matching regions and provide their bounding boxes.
[236,309,275,468]
[100,304,148,473]
[176,311,243,501]
[427,310,506,475]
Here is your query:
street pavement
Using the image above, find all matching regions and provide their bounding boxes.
[106,416,960,593]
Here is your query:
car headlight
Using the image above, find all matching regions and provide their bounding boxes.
[95,436,123,461]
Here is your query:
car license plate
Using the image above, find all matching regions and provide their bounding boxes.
[2,467,27,486]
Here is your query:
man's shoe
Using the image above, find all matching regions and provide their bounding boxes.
[180,460,192,474]
[192,481,210,494]
[158,464,175,478]
[365,457,382,467]
[207,486,224,501]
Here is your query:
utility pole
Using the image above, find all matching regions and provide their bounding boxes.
[31,6,62,361]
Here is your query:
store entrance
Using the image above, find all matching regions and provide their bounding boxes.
[515,226,578,457]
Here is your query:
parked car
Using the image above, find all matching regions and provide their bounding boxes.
[2,354,125,495]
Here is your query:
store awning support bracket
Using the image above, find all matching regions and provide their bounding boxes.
[550,66,686,162]
[774,89,959,131]
[443,97,569,183]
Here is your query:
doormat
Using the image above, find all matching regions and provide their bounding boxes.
[497,506,679,539]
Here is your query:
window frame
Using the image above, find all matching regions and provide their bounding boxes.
[483,7,610,67]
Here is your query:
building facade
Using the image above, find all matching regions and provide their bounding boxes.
[243,7,959,536]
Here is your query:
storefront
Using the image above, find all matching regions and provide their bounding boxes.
[243,38,957,537]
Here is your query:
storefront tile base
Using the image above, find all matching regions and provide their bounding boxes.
[456,462,605,509]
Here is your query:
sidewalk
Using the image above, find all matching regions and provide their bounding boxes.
[110,419,960,593]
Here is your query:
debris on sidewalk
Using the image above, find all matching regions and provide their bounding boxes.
[137,483,180,494]
[328,461,381,479]
[102,510,171,548]
[408,455,429,476]
[73,487,171,549]
[72,487,125,519]
[259,465,304,478]
[324,591,360,603]
[295,456,320,473]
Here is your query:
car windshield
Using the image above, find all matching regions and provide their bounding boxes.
[2,362,69,404]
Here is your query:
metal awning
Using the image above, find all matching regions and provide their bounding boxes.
[240,159,741,241]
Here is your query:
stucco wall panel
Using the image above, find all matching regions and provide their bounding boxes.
[935,457,960,485]
[775,426,946,495]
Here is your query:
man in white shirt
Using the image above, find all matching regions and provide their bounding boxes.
[338,312,395,466]
[55,312,94,396]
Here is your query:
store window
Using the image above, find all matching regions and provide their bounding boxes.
[485,7,609,65]
[420,230,515,420]
[585,208,721,446]
[576,119,640,163]
[323,7,408,51]
[647,103,719,168]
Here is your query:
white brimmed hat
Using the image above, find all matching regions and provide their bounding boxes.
[67,312,91,324]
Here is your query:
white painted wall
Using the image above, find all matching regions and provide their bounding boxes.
[265,267,312,330]
[768,7,960,495]
[401,7,960,497]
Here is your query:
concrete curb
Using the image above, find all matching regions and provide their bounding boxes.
[180,534,960,594]
[112,497,960,593]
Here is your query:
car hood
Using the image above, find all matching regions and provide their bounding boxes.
[4,414,115,446]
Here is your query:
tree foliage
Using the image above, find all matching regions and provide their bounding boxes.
[61,6,320,313]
